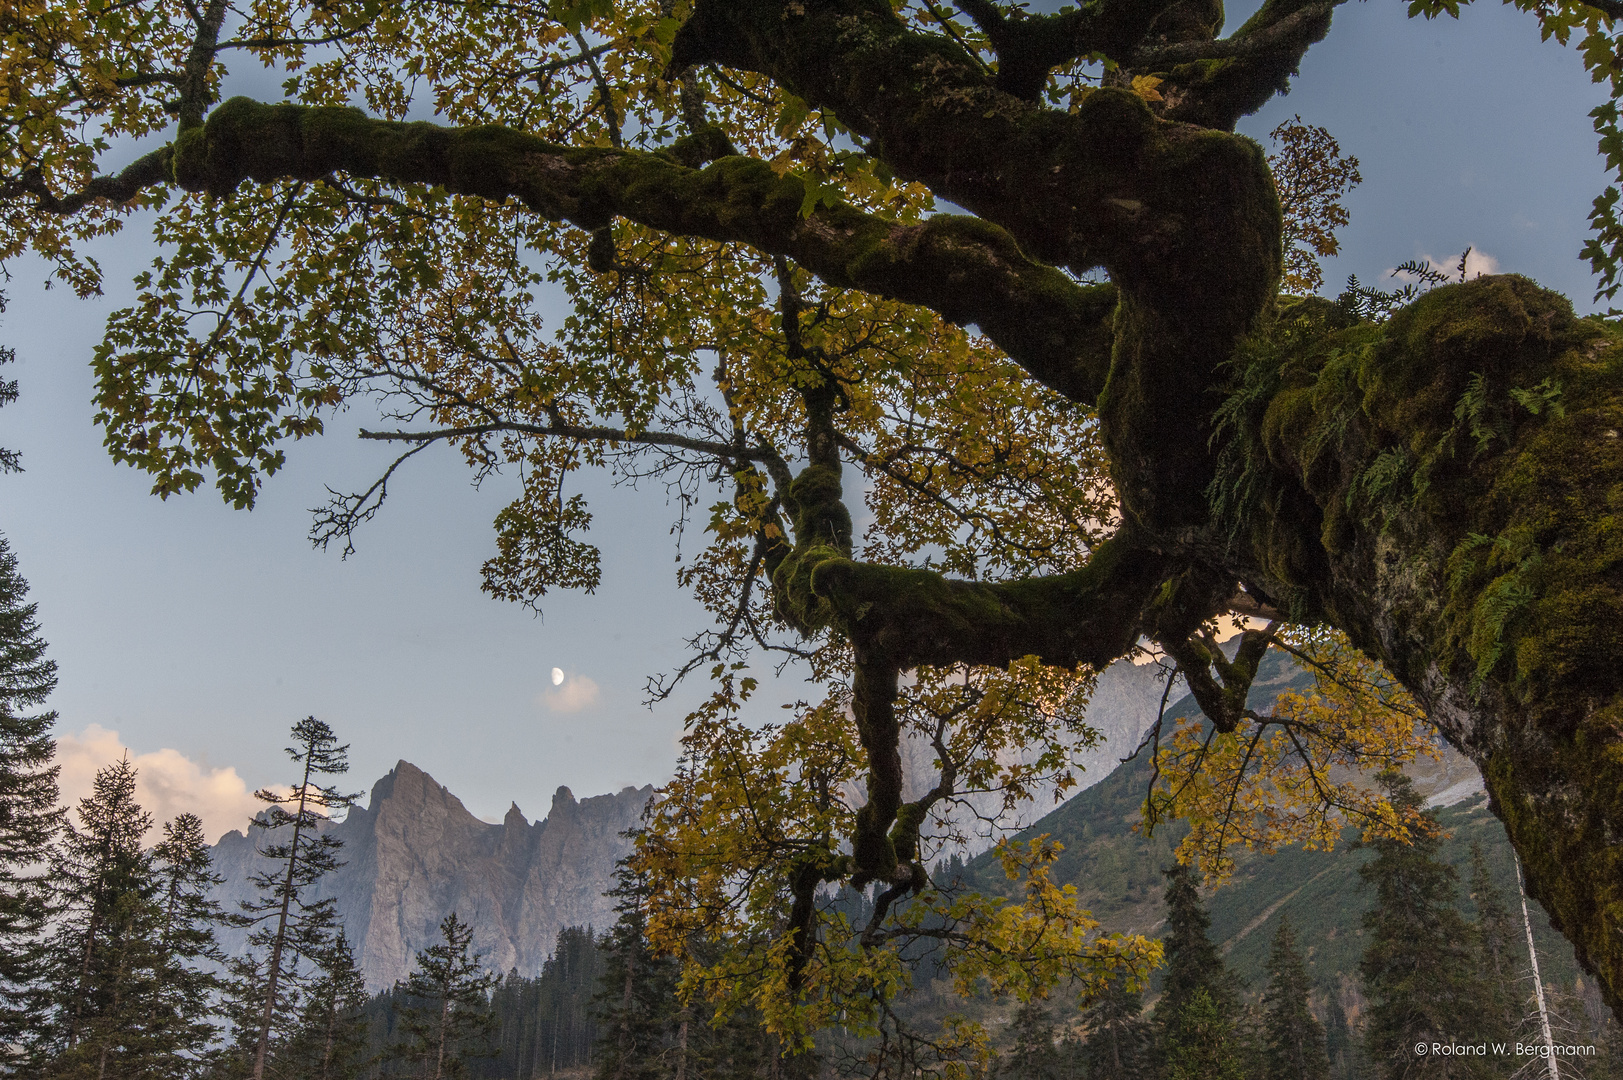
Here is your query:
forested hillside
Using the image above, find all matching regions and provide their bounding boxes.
[971,651,1582,993]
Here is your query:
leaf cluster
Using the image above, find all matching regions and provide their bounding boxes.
[1145,625,1439,883]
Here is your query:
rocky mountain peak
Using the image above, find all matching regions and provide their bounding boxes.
[209,762,653,988]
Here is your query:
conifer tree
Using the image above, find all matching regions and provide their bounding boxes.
[217,953,277,1078]
[1158,862,1237,1023]
[384,912,496,1079]
[237,715,358,1080]
[594,863,682,1080]
[0,533,62,1072]
[1003,1001,1061,1080]
[535,925,606,1073]
[38,756,165,1078]
[1465,842,1519,1041]
[145,813,228,1076]
[1156,861,1246,1071]
[1164,989,1248,1080]
[278,929,371,1080]
[1076,976,1152,1080]
[1358,770,1494,1080]
[1261,915,1330,1080]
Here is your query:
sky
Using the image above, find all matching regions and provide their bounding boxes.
[1,0,1612,839]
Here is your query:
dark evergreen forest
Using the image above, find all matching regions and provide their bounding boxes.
[356,926,605,1079]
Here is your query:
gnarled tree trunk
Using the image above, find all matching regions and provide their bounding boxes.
[24,0,1623,1018]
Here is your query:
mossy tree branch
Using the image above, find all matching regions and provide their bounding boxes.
[1145,0,1342,131]
[178,97,1116,404]
[1221,277,1623,1016]
[670,0,1282,289]
[954,0,1186,100]
[1159,621,1279,732]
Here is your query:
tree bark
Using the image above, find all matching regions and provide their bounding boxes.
[1219,280,1623,1019]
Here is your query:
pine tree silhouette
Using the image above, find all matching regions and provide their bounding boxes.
[1261,914,1330,1080]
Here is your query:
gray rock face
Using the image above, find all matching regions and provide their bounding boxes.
[208,761,652,988]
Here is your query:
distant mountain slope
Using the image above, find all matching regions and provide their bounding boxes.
[898,656,1182,853]
[208,761,652,988]
[201,657,1171,991]
[205,653,1587,1007]
[968,650,1582,1002]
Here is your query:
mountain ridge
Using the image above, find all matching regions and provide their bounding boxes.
[204,652,1591,1021]
[208,760,652,988]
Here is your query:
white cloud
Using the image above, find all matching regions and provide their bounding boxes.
[1393,246,1501,283]
[57,725,265,845]
[538,674,600,714]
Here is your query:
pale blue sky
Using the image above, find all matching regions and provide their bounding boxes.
[1,0,1610,828]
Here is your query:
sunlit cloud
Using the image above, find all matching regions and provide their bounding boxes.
[1392,246,1500,282]
[57,724,268,844]
[538,674,600,714]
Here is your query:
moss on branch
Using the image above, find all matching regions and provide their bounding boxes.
[1148,0,1339,131]
[672,0,1283,295]
[955,0,1186,100]
[1215,275,1623,1014]
[771,529,1167,672]
[167,96,1114,402]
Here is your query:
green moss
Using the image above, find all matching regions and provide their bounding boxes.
[1212,275,1623,1012]
[889,802,927,864]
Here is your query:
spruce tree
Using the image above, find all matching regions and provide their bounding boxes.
[278,929,371,1080]
[145,813,228,1076]
[38,756,165,1078]
[1261,914,1330,1080]
[237,715,358,1080]
[1003,1001,1061,1080]
[384,912,496,1079]
[1465,842,1519,1041]
[217,953,278,1079]
[1156,861,1245,1071]
[1076,976,1151,1080]
[1164,989,1248,1080]
[594,863,682,1080]
[1158,862,1237,1022]
[0,533,62,1072]
[535,925,605,1072]
[1358,770,1494,1080]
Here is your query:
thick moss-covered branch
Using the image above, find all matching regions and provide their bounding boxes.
[154,97,1117,403]
[1145,0,1341,131]
[1220,276,1623,1016]
[956,0,1185,100]
[671,0,1283,292]
[790,531,1167,672]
